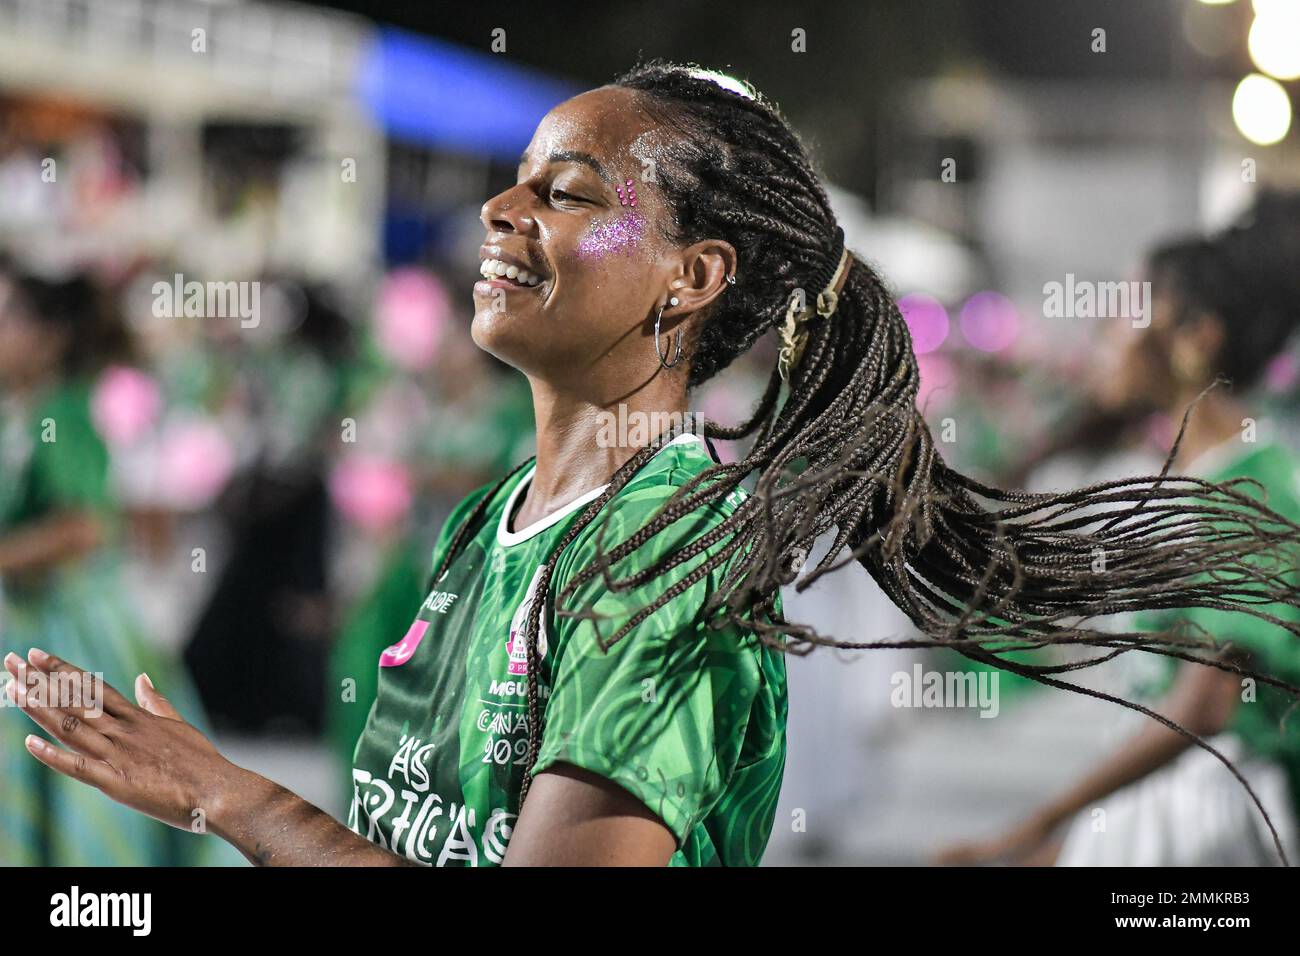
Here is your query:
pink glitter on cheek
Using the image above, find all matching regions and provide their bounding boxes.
[576,211,646,261]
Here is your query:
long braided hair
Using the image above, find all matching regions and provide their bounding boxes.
[432,60,1300,856]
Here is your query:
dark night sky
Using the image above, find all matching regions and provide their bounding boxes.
[308,0,1216,83]
[304,0,1251,198]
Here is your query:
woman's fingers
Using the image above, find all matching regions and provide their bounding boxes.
[4,652,117,760]
[134,673,181,720]
[4,650,225,834]
[26,647,136,718]
[23,734,120,791]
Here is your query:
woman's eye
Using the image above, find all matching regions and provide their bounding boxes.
[549,187,586,204]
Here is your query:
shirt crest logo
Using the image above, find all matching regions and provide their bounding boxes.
[506,566,549,675]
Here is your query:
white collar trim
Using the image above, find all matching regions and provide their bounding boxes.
[496,433,704,547]
[1182,432,1265,478]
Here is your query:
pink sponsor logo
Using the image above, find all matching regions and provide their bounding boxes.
[505,627,529,675]
[380,619,429,667]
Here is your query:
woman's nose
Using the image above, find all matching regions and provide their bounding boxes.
[480,184,535,235]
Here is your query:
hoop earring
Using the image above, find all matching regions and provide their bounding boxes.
[655,298,683,370]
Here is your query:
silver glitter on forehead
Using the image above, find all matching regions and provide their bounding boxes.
[531,87,653,166]
[576,211,647,261]
[629,126,666,164]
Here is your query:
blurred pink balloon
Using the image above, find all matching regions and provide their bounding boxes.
[158,418,235,510]
[330,455,413,534]
[898,293,950,355]
[959,291,1020,353]
[91,365,161,448]
[374,268,449,371]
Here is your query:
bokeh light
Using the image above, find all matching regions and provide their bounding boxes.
[157,417,236,511]
[374,267,449,371]
[329,455,414,534]
[1265,352,1300,392]
[91,365,161,448]
[959,290,1020,352]
[1232,73,1293,144]
[1248,2,1300,79]
[1254,0,1299,16]
[897,292,951,354]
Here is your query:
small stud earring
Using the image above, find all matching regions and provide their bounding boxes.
[669,296,679,307]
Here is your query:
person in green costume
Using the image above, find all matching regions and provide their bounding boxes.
[0,267,232,865]
[4,70,1300,867]
[938,191,1300,866]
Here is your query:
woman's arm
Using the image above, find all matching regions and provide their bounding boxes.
[935,659,1242,865]
[503,763,676,866]
[1019,660,1241,827]
[209,772,416,866]
[0,511,103,575]
[4,649,676,866]
[3,648,412,866]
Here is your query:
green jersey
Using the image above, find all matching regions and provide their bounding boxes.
[349,434,788,866]
[1139,440,1300,814]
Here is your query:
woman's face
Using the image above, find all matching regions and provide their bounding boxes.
[0,280,65,389]
[471,86,717,391]
[1088,283,1190,413]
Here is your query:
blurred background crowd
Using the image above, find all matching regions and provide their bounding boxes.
[1,0,1298,866]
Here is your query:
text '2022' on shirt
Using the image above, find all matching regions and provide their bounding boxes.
[349,434,789,866]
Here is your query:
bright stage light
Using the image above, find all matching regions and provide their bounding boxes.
[1232,73,1293,144]
[1248,2,1300,78]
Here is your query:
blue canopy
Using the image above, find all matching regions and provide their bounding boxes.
[355,27,580,159]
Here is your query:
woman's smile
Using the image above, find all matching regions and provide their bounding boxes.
[476,246,551,294]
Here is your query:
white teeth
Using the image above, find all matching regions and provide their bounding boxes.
[479,258,543,287]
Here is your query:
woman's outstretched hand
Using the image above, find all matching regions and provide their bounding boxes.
[3,648,237,834]
[4,647,418,866]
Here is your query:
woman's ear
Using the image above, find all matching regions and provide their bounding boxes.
[1189,310,1227,365]
[664,239,737,321]
[1170,311,1226,385]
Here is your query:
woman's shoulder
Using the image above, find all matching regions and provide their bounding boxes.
[429,469,531,565]
[558,436,746,584]
[605,434,739,523]
[1209,440,1300,519]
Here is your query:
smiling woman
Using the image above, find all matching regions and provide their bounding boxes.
[6,60,1300,867]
